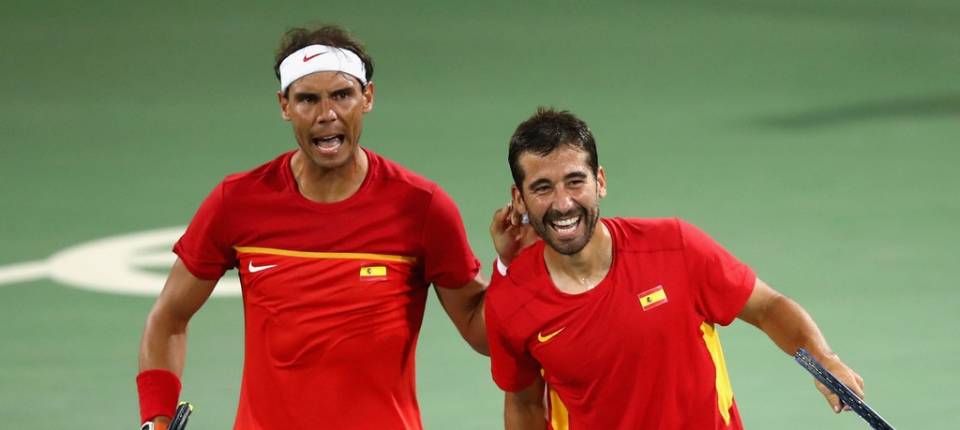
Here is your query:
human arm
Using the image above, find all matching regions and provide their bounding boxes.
[490,203,538,266]
[418,184,490,354]
[737,278,865,413]
[504,378,547,430]
[434,203,539,356]
[434,276,489,355]
[138,258,217,425]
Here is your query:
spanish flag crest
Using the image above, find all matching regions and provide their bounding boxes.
[360,265,387,281]
[638,285,668,310]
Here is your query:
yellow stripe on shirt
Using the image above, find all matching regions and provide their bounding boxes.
[235,246,417,264]
[548,385,570,430]
[700,322,735,426]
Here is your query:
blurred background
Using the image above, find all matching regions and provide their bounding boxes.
[1,0,957,427]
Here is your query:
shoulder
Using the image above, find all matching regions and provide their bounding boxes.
[368,149,440,196]
[486,242,546,318]
[367,150,468,221]
[604,217,687,253]
[219,151,293,198]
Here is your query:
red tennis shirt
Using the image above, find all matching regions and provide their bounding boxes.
[485,217,756,430]
[174,149,480,429]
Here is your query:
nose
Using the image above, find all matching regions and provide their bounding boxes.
[315,99,338,124]
[553,187,576,213]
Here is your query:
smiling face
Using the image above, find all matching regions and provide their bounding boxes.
[278,71,374,172]
[513,144,607,256]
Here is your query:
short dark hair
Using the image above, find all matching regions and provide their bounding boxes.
[274,24,375,96]
[508,107,599,190]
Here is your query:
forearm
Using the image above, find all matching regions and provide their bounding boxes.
[465,294,489,355]
[504,392,546,430]
[753,292,836,362]
[456,289,489,355]
[435,277,490,355]
[137,307,189,425]
[740,279,864,410]
[138,305,189,374]
[139,259,217,372]
[137,260,216,425]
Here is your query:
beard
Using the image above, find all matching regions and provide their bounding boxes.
[528,201,601,256]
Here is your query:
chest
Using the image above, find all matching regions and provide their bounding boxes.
[226,190,431,308]
[226,190,429,257]
[526,252,704,388]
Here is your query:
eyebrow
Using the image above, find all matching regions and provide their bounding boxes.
[526,171,589,191]
[527,178,552,190]
[331,86,355,97]
[292,92,318,100]
[291,84,356,99]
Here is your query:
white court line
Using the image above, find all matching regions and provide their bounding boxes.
[128,253,176,267]
[0,260,50,286]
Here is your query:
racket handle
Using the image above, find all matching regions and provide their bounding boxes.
[168,402,193,430]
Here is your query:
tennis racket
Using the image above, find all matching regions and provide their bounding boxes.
[794,348,894,430]
[168,402,193,430]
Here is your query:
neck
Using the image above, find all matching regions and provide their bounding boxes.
[290,148,369,203]
[544,220,612,295]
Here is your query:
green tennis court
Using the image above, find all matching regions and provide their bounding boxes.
[2,0,957,427]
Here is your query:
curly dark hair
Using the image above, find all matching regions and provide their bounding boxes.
[273,24,374,95]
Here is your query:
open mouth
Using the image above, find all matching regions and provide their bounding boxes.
[311,134,345,154]
[549,214,582,237]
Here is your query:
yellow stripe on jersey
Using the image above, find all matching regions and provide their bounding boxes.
[548,385,570,430]
[360,266,387,277]
[235,246,416,264]
[700,322,734,425]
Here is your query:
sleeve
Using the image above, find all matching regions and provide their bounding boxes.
[485,292,540,392]
[679,219,756,326]
[421,185,481,289]
[172,182,236,280]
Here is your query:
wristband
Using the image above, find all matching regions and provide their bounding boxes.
[137,369,181,423]
[495,257,509,277]
[140,421,169,430]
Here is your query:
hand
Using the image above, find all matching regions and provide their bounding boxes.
[489,203,538,266]
[141,417,170,430]
[814,354,865,413]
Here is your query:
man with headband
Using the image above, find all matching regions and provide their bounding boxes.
[136,25,490,429]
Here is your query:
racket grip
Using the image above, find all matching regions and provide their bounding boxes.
[168,402,193,430]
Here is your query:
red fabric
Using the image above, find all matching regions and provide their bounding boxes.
[174,149,480,429]
[486,218,755,430]
[136,369,181,423]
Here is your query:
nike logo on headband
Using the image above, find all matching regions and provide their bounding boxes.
[303,51,327,62]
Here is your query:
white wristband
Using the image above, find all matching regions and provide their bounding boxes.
[495,257,509,277]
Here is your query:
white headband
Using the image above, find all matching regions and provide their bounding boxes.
[278,44,367,92]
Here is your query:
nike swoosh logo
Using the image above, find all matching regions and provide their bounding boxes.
[537,327,565,343]
[302,52,327,62]
[248,261,277,273]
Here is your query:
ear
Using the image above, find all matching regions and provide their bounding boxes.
[511,184,526,215]
[596,166,607,199]
[277,90,291,121]
[362,81,375,113]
